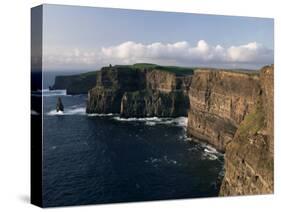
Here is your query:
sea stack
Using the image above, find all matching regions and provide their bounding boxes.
[56,97,64,112]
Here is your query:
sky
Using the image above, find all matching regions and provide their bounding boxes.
[42,4,274,71]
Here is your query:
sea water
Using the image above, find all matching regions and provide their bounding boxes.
[40,73,224,207]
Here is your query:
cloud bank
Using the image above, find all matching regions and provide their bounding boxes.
[43,40,273,70]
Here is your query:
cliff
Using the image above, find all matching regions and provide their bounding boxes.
[219,65,274,196]
[86,64,193,117]
[51,63,274,196]
[86,66,146,114]
[187,69,260,152]
[51,71,99,95]
[187,65,274,195]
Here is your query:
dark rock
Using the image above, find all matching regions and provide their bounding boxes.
[56,97,64,112]
[86,65,193,117]
[120,90,189,118]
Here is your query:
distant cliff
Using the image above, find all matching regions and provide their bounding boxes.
[187,69,260,152]
[219,65,274,196]
[51,71,99,95]
[86,64,193,117]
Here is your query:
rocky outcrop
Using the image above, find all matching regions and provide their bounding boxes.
[86,65,192,117]
[51,71,99,95]
[187,69,260,152]
[86,66,146,114]
[56,97,64,112]
[220,65,274,196]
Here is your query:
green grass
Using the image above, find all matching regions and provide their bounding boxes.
[236,98,265,138]
[152,65,194,76]
[132,63,158,69]
[75,64,257,77]
[78,70,100,78]
[112,63,194,76]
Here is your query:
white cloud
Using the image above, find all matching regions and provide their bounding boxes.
[227,42,271,63]
[43,40,273,70]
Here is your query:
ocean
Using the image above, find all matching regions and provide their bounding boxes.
[41,72,224,207]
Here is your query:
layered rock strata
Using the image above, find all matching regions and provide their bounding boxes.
[187,69,260,152]
[86,66,192,117]
[219,65,274,195]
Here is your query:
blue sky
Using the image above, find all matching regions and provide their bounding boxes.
[42,4,274,71]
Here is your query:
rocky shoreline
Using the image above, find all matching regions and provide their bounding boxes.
[51,63,274,196]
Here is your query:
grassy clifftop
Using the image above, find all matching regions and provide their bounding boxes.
[114,63,194,76]
[52,64,195,94]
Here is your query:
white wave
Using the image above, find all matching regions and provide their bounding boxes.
[145,121,157,126]
[186,137,192,141]
[88,113,115,117]
[114,116,162,122]
[113,116,188,128]
[144,155,179,167]
[42,89,67,97]
[204,146,218,154]
[180,134,193,142]
[47,106,86,116]
[65,107,85,115]
[47,110,64,116]
[200,143,223,161]
[47,106,118,116]
[169,117,188,127]
[202,152,218,161]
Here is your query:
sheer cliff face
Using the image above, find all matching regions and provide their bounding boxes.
[120,70,191,117]
[220,65,274,196]
[188,66,274,195]
[86,67,146,114]
[187,70,260,152]
[86,67,192,117]
[260,66,274,155]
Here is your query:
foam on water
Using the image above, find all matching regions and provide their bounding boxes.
[180,134,193,142]
[202,153,218,161]
[201,143,224,161]
[145,121,157,126]
[113,116,188,128]
[88,113,115,117]
[47,106,85,116]
[144,155,179,167]
[47,106,117,116]
[114,117,162,122]
[42,89,68,97]
[202,143,222,155]
[47,110,65,116]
